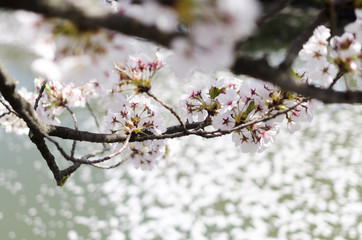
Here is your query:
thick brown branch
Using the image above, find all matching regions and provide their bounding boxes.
[60,163,81,180]
[0,63,80,186]
[231,56,362,103]
[29,132,80,186]
[29,132,61,184]
[0,0,182,47]
[0,63,48,131]
[47,121,202,143]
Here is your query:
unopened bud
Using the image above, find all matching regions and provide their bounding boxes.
[278,105,288,110]
[128,120,135,128]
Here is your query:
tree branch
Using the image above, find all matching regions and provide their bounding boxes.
[146,91,186,130]
[0,63,48,132]
[34,79,47,111]
[0,0,183,47]
[0,97,19,117]
[0,0,360,186]
[65,106,78,158]
[257,0,290,26]
[231,55,362,104]
[0,62,79,186]
[29,132,60,179]
[46,121,202,143]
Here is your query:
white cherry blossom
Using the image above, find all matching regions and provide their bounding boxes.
[105,95,166,170]
[307,62,338,88]
[212,111,235,130]
[217,89,239,112]
[0,88,34,134]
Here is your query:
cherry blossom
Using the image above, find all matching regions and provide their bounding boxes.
[307,61,338,88]
[179,87,210,123]
[298,23,362,89]
[106,95,165,135]
[178,75,312,153]
[1,1,361,172]
[34,78,96,124]
[212,111,236,130]
[298,25,330,65]
[105,95,166,169]
[330,32,361,79]
[0,88,34,135]
[114,53,164,94]
[284,100,314,134]
[124,140,166,170]
[331,32,361,59]
[217,89,239,112]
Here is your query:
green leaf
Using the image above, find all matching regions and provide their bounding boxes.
[243,100,256,117]
[209,87,221,99]
[60,174,71,188]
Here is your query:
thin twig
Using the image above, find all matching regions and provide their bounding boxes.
[257,0,290,26]
[82,146,111,160]
[86,100,108,149]
[91,156,128,169]
[65,106,78,158]
[34,79,48,111]
[146,91,186,130]
[60,162,81,177]
[41,127,129,166]
[328,70,345,89]
[75,133,132,165]
[86,101,101,131]
[0,111,11,118]
[0,98,18,117]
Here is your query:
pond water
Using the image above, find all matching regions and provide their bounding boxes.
[1,97,362,240]
[0,14,362,240]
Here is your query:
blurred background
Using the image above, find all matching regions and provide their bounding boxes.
[0,3,362,239]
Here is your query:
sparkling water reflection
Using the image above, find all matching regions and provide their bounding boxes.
[0,104,362,239]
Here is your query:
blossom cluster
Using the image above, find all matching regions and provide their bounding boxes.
[105,95,166,170]
[0,77,97,131]
[113,53,164,94]
[298,8,362,88]
[1,2,361,171]
[33,78,97,125]
[180,76,312,153]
